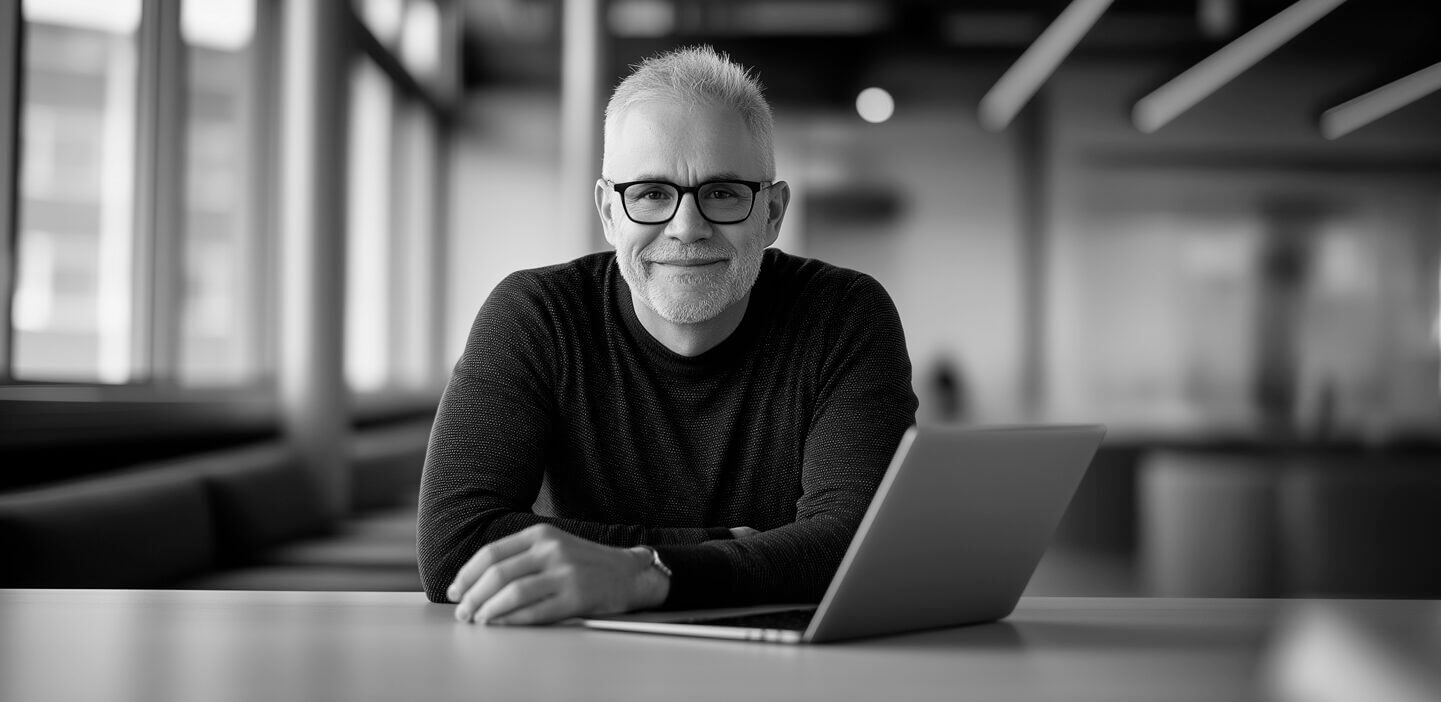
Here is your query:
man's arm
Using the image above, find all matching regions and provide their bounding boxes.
[446,524,671,624]
[416,273,731,604]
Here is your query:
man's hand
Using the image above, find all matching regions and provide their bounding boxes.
[447,524,668,625]
[729,526,759,538]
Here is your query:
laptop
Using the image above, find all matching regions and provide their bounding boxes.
[581,423,1107,644]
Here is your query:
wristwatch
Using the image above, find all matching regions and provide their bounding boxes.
[639,545,672,578]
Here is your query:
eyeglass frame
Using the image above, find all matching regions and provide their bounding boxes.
[604,178,776,225]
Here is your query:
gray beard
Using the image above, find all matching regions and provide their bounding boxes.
[618,241,766,325]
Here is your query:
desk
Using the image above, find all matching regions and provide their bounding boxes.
[2,590,1437,702]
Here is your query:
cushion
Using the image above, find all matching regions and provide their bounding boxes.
[351,420,432,511]
[0,467,214,587]
[185,442,328,562]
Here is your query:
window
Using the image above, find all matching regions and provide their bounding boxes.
[345,1,450,397]
[13,0,142,382]
[346,57,396,394]
[8,0,266,388]
[2,1,455,440]
[180,0,262,387]
[392,102,440,390]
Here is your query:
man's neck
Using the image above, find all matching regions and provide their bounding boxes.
[632,294,751,357]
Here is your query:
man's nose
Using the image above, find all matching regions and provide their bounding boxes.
[664,192,712,243]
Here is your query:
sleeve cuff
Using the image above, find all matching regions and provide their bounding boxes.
[704,526,734,540]
[652,543,734,610]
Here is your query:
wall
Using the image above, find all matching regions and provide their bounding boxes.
[446,88,580,364]
[1044,57,1441,438]
[781,103,1025,424]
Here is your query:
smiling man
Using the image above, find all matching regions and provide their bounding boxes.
[418,45,917,625]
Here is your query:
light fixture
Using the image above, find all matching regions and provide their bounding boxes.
[1321,61,1441,140]
[977,0,1113,131]
[856,87,895,124]
[1133,0,1348,134]
[1197,0,1238,39]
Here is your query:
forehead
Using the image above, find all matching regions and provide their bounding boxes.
[606,100,768,181]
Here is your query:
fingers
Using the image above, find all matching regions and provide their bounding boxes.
[447,527,542,602]
[477,573,568,624]
[454,549,546,623]
[488,588,573,626]
[448,525,639,626]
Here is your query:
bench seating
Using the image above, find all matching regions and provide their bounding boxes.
[0,419,430,591]
[0,466,215,588]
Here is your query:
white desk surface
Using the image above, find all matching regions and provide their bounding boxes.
[2,589,1437,702]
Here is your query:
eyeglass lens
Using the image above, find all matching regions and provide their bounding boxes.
[622,182,756,224]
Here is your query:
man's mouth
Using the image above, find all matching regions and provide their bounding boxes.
[651,259,726,268]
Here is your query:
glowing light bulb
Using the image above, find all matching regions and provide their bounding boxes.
[856,87,894,124]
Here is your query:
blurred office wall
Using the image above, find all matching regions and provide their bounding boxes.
[1044,57,1441,439]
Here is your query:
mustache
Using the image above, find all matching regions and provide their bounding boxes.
[641,242,734,263]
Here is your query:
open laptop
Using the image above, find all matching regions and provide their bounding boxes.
[581,423,1106,644]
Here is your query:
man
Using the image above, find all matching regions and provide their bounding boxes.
[418,45,917,625]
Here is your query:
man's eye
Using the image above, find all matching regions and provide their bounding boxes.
[635,188,673,201]
[705,187,742,200]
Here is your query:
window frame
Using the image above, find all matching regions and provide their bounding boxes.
[343,0,455,409]
[0,0,285,482]
[1,1,22,383]
[0,0,457,488]
[2,0,277,391]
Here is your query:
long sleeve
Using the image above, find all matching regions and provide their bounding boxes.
[416,271,729,603]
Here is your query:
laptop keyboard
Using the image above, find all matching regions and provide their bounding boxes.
[680,608,818,631]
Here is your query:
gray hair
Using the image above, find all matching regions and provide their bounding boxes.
[602,45,776,178]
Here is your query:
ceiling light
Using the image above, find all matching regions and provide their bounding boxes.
[978,0,1113,132]
[856,87,895,124]
[1133,0,1348,134]
[1321,61,1441,139]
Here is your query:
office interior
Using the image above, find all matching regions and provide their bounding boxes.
[0,0,1438,600]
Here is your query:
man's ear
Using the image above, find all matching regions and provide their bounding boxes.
[595,179,617,246]
[763,181,791,248]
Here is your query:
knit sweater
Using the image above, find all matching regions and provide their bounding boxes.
[417,248,918,608]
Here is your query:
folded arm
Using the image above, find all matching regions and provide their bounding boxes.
[416,273,737,605]
[417,271,916,618]
[417,372,733,604]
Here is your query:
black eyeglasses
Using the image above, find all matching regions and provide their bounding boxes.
[607,179,773,225]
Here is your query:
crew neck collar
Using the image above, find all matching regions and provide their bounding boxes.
[611,252,772,376]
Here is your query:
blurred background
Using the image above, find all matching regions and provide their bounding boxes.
[0,0,1438,598]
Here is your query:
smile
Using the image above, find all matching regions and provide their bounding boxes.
[651,259,726,269]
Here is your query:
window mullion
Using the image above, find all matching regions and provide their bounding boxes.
[250,0,281,386]
[134,0,186,385]
[0,2,21,382]
[428,118,450,388]
[349,7,446,116]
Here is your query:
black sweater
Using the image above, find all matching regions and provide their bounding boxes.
[417,249,918,608]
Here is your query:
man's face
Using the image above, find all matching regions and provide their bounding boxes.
[596,100,787,325]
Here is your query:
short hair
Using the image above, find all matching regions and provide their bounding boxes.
[602,45,776,179]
